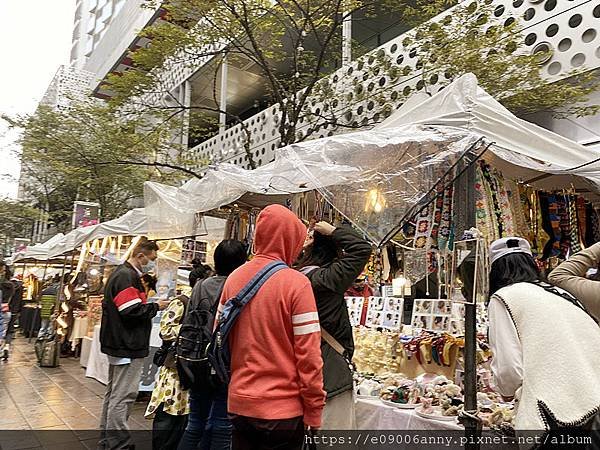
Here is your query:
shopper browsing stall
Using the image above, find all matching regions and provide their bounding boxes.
[217,204,325,450]
[487,237,600,438]
[178,239,247,450]
[38,276,59,338]
[145,294,189,450]
[296,221,372,429]
[99,239,170,450]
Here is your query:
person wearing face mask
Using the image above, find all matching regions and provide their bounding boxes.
[99,238,170,450]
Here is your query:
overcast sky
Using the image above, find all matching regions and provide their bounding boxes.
[0,1,76,199]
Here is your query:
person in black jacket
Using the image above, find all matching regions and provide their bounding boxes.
[296,221,372,429]
[99,239,169,450]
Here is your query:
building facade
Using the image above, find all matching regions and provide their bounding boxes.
[82,0,600,175]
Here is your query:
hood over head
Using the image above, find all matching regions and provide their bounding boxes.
[253,204,307,265]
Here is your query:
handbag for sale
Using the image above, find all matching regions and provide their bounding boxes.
[34,336,60,368]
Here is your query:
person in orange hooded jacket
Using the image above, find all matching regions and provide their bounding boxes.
[217,204,325,450]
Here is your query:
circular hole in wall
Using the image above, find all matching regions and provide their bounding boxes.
[403,86,412,96]
[595,5,600,18]
[513,0,524,6]
[391,91,399,100]
[569,14,583,28]
[416,80,425,90]
[544,0,556,11]
[532,42,553,64]
[494,5,505,16]
[596,46,600,58]
[523,8,535,21]
[582,29,597,43]
[396,55,404,65]
[390,44,398,53]
[379,77,386,87]
[546,24,559,37]
[409,48,418,58]
[571,53,586,67]
[525,33,537,46]
[504,17,516,27]
[558,38,572,52]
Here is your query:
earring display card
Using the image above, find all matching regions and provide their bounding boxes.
[412,314,432,330]
[181,239,208,266]
[411,299,452,332]
[346,296,365,326]
[364,296,404,330]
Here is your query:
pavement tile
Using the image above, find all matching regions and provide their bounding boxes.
[2,338,149,433]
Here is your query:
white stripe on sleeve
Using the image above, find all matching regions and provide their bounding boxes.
[118,298,142,312]
[292,312,319,324]
[293,322,321,336]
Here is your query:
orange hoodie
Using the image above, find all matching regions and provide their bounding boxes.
[218,204,325,427]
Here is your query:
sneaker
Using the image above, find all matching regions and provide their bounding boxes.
[1,349,8,360]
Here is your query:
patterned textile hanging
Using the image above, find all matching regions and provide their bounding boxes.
[474,164,499,241]
[557,195,571,258]
[506,180,531,241]
[438,184,454,252]
[576,196,587,250]
[568,195,582,254]
[539,194,562,260]
[533,191,551,258]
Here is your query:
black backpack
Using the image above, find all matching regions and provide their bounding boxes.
[176,281,222,390]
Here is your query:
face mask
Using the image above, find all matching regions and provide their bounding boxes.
[142,260,156,274]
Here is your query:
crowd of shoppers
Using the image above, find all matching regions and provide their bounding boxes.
[6,202,600,449]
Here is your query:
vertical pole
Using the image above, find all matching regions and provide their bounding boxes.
[219,57,228,132]
[181,80,192,149]
[462,164,480,449]
[342,12,352,66]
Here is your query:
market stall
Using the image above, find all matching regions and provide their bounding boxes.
[140,73,600,434]
[9,207,227,392]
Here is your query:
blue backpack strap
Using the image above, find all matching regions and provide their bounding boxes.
[209,261,287,384]
[219,261,287,324]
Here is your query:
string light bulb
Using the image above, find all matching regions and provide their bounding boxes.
[365,189,386,213]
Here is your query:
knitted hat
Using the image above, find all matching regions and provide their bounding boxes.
[489,237,533,264]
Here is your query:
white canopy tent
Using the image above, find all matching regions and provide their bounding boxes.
[143,73,600,244]
[378,73,600,190]
[11,208,227,263]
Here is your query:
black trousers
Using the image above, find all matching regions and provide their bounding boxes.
[230,415,304,450]
[152,404,188,450]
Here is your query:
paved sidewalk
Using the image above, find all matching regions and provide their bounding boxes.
[0,336,151,449]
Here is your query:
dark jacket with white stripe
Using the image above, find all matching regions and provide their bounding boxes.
[100,262,159,358]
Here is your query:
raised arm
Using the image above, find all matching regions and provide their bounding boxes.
[548,242,600,322]
[310,225,373,294]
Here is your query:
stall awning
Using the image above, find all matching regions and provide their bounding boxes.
[379,73,600,188]
[144,73,600,245]
[11,208,226,263]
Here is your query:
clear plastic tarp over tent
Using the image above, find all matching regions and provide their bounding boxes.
[145,127,484,244]
[144,73,600,245]
[11,208,226,262]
